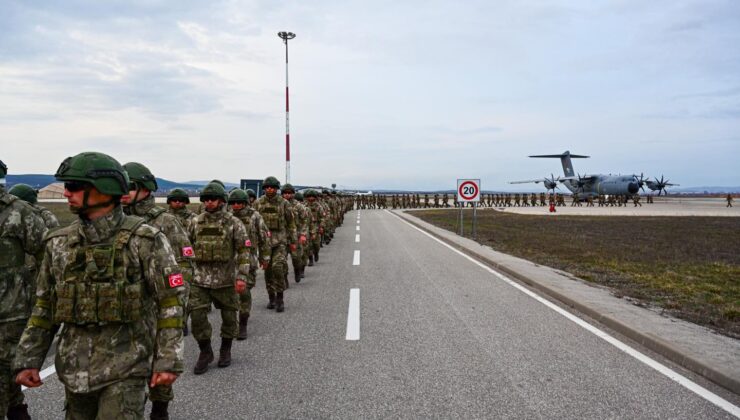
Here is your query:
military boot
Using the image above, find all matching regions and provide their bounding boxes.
[308,254,314,266]
[284,272,290,289]
[217,338,233,367]
[237,313,249,340]
[267,292,275,309]
[314,252,319,262]
[300,266,306,279]
[150,401,169,420]
[294,268,301,283]
[276,292,285,313]
[6,404,31,420]
[194,339,214,375]
[182,321,189,337]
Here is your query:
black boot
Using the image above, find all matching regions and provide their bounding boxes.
[267,292,275,309]
[276,292,285,313]
[284,272,290,289]
[182,320,189,337]
[300,267,305,279]
[308,255,314,266]
[6,404,31,420]
[150,401,170,420]
[315,252,319,262]
[194,339,214,375]
[217,338,233,367]
[237,313,249,341]
[295,268,301,283]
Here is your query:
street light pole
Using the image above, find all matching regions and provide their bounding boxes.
[278,31,296,184]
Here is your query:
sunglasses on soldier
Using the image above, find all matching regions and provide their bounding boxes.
[64,181,89,192]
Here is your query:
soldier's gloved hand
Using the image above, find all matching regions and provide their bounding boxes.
[299,234,307,245]
[289,243,297,252]
[150,372,178,388]
[15,369,42,388]
[235,279,247,294]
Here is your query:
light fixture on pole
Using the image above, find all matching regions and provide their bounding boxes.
[278,31,296,184]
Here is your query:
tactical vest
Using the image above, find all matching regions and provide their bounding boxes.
[193,215,233,263]
[259,201,284,231]
[51,216,147,326]
[0,195,26,269]
[145,206,165,222]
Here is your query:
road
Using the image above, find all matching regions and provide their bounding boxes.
[23,209,739,419]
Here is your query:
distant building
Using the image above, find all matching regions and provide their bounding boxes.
[37,182,65,199]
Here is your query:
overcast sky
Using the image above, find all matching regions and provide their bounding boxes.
[2,0,739,191]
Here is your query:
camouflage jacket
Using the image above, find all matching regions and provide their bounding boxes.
[304,201,324,237]
[230,206,270,263]
[166,206,196,236]
[126,195,195,286]
[12,206,186,393]
[254,194,296,247]
[286,199,309,238]
[188,205,250,288]
[32,204,60,229]
[0,189,48,323]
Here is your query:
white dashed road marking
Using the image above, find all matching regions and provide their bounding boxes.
[355,234,360,243]
[346,288,360,340]
[353,250,360,265]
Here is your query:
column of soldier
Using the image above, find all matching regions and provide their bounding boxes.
[0,153,352,420]
[362,192,652,209]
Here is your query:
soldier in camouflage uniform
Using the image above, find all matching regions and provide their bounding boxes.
[166,188,195,232]
[304,190,324,265]
[121,162,196,420]
[13,152,186,420]
[254,177,296,313]
[189,182,250,375]
[8,183,59,229]
[228,189,269,341]
[1,161,47,420]
[281,184,308,286]
[294,192,312,270]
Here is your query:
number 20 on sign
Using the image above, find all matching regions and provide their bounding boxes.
[457,179,481,202]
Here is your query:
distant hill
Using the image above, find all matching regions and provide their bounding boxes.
[7,174,204,192]
[185,180,240,189]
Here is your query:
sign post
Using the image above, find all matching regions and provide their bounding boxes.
[456,179,481,237]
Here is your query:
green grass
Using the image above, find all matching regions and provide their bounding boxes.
[414,209,740,339]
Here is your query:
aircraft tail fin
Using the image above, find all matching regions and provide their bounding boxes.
[529,151,589,177]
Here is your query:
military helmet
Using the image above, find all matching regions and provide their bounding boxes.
[295,191,304,201]
[199,181,227,202]
[228,188,249,204]
[304,189,315,198]
[167,188,190,204]
[9,183,38,204]
[263,176,280,189]
[210,179,226,188]
[55,152,129,196]
[282,183,295,193]
[246,189,256,198]
[123,162,158,192]
[322,189,330,195]
[0,160,7,179]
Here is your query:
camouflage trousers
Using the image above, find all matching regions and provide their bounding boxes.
[289,243,305,272]
[265,244,287,294]
[310,236,321,259]
[189,286,238,341]
[0,320,26,416]
[238,269,258,315]
[64,377,147,420]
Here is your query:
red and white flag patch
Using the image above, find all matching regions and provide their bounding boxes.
[245,239,252,247]
[182,246,194,257]
[266,231,272,238]
[168,273,184,288]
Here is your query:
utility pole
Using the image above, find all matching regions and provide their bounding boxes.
[278,31,296,183]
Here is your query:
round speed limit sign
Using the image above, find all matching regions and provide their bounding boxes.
[457,179,481,202]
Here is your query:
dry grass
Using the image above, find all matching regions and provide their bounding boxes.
[414,209,740,339]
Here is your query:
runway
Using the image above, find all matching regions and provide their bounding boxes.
[21,209,739,419]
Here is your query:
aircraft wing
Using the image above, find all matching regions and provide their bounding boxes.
[509,179,545,184]
[558,175,596,182]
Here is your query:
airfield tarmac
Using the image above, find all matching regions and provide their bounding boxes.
[480,196,739,217]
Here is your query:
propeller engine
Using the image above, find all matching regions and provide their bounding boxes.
[544,173,560,192]
[647,175,675,196]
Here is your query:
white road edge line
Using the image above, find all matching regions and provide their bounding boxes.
[390,211,740,418]
[21,365,56,392]
[353,250,361,265]
[355,234,360,243]
[346,288,360,340]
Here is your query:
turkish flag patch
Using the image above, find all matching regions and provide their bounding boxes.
[168,273,184,288]
[245,239,252,247]
[182,246,194,257]
[266,231,272,238]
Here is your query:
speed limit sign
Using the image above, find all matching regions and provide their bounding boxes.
[457,179,481,202]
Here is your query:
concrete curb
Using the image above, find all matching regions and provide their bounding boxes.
[396,210,740,396]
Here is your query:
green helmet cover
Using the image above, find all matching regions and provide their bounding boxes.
[200,182,227,202]
[246,189,256,198]
[123,162,158,192]
[295,192,304,201]
[210,179,225,188]
[263,176,280,189]
[9,183,38,204]
[228,188,249,203]
[167,188,190,203]
[282,183,295,193]
[55,152,129,196]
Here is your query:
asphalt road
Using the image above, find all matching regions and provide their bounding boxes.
[22,209,739,419]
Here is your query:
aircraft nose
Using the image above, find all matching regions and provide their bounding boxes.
[628,182,640,194]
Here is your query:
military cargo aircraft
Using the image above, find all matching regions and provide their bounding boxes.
[510,151,672,197]
[644,175,679,195]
